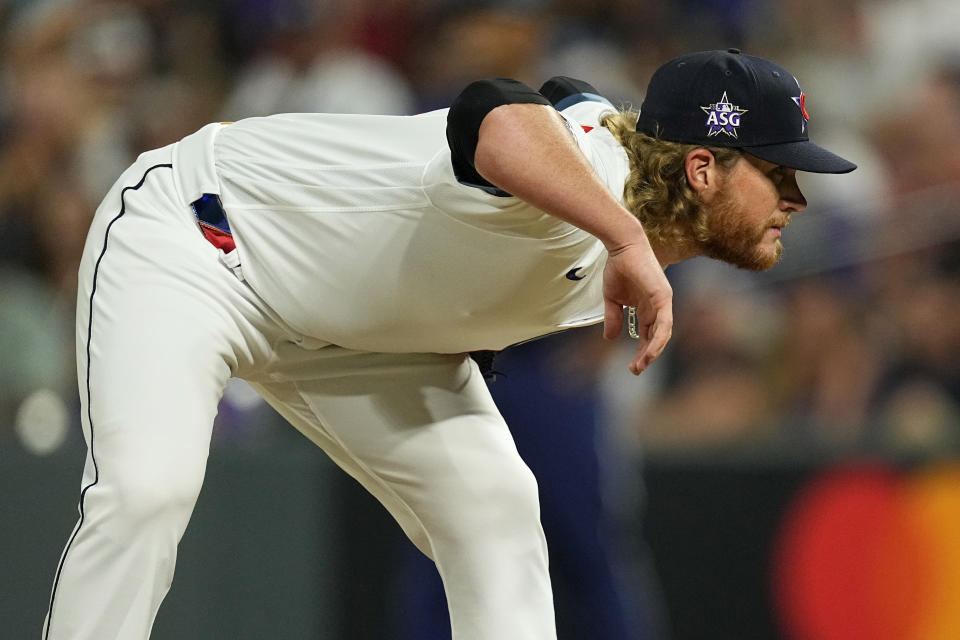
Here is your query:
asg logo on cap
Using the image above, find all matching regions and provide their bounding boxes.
[701,92,748,138]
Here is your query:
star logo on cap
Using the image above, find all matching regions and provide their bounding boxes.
[701,92,748,138]
[792,86,810,133]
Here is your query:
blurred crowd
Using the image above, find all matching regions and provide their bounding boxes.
[1,0,958,461]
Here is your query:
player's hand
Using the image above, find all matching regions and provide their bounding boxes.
[601,243,673,375]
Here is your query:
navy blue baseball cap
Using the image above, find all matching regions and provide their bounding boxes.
[636,49,856,174]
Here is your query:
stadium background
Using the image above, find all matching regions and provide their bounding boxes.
[1,0,959,638]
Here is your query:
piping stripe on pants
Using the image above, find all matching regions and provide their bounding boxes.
[44,163,173,639]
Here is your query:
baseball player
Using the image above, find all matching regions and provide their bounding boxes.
[43,49,854,639]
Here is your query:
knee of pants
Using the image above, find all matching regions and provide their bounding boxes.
[432,459,543,547]
[95,458,206,540]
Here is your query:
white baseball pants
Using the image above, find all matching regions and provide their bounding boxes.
[43,146,556,639]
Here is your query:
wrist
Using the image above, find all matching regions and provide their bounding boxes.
[600,216,651,255]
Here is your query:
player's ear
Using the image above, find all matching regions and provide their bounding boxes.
[684,148,718,196]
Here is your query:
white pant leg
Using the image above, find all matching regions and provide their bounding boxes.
[252,347,557,640]
[43,154,277,639]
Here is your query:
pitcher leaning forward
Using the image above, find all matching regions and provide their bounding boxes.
[44,50,854,639]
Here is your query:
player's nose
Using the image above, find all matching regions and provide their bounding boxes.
[779,171,807,213]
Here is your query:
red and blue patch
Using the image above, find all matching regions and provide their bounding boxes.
[191,194,236,253]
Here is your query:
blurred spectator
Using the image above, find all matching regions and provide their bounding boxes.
[868,249,960,455]
[869,63,960,196]
[632,267,781,453]
[767,278,882,450]
[219,0,415,118]
[407,3,548,111]
[861,64,960,456]
[865,0,960,107]
[0,268,73,442]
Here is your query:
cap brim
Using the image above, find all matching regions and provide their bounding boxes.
[741,140,857,174]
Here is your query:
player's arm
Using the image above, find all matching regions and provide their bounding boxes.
[446,78,673,374]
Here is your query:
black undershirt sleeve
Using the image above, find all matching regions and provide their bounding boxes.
[446,78,551,194]
[538,76,601,106]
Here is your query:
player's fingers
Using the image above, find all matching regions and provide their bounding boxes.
[629,335,653,375]
[646,312,673,359]
[602,298,623,340]
[629,311,673,375]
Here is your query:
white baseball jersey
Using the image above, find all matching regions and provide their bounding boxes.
[173,99,629,354]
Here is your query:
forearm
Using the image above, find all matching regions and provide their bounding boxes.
[473,102,650,253]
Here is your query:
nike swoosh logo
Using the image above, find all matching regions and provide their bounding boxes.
[565,267,585,281]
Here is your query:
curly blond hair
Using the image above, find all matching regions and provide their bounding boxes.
[600,109,740,248]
